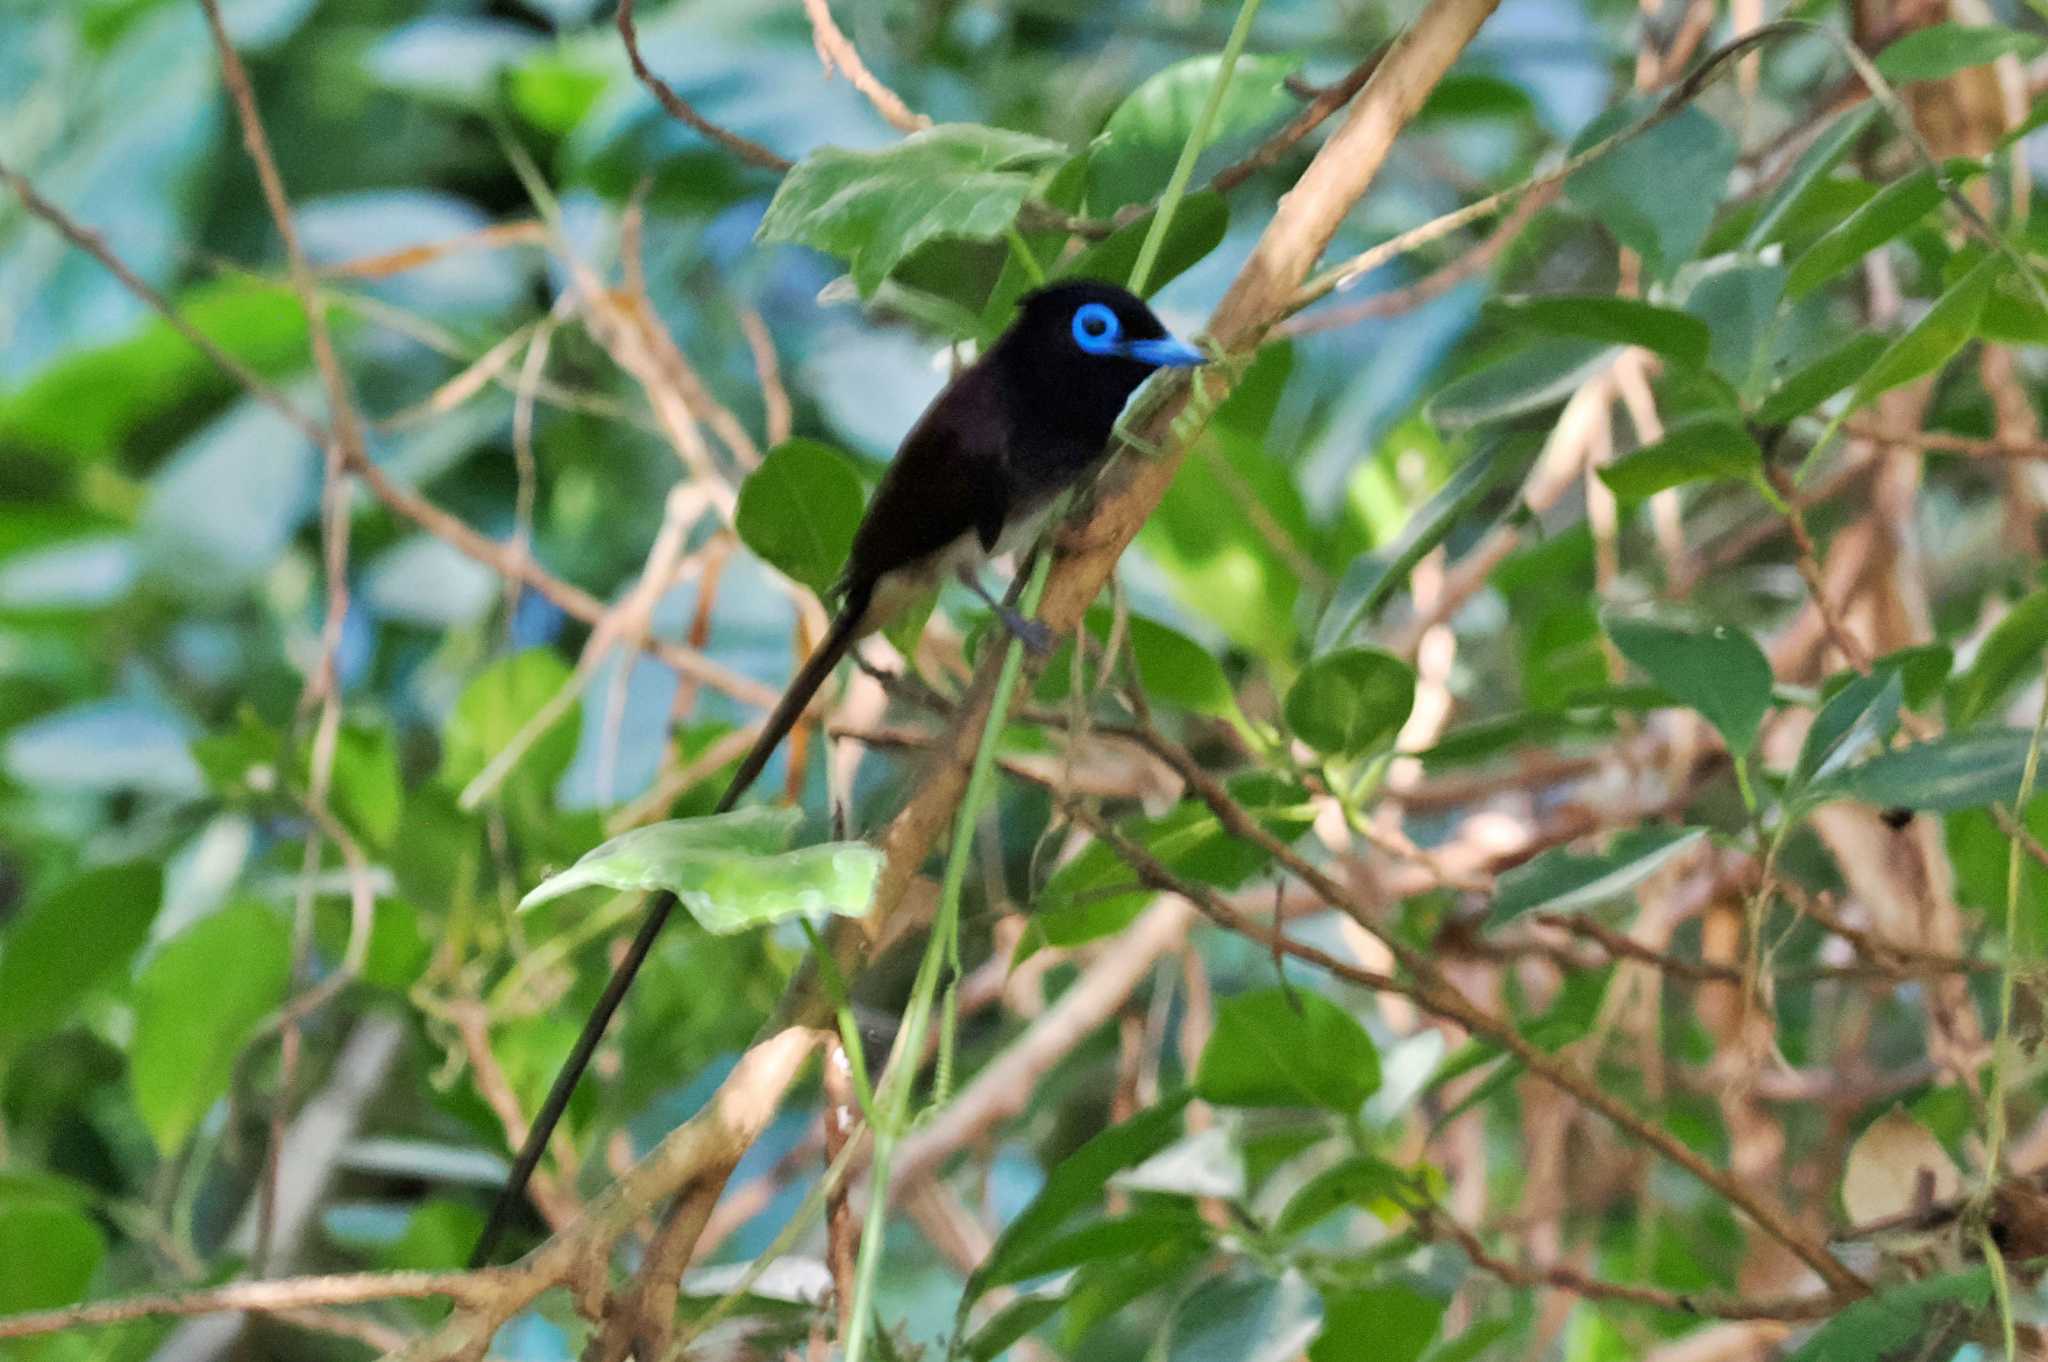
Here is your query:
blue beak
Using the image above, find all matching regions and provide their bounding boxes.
[1121,336,1208,368]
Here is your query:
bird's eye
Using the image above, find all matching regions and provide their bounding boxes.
[1071,302,1121,353]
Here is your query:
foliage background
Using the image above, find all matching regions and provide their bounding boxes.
[4,0,2048,1358]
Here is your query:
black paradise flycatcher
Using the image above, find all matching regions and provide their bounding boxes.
[469,280,1206,1265]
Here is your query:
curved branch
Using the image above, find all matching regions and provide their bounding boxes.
[618,0,795,173]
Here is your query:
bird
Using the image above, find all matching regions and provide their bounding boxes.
[469,279,1206,1265]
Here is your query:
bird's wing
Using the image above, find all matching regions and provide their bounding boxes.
[840,363,1011,591]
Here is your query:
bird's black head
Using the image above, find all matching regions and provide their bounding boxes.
[991,281,1206,436]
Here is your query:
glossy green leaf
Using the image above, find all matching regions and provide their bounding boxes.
[1744,103,1881,251]
[1875,23,2045,83]
[1317,433,1538,650]
[1165,1269,1322,1362]
[1274,1154,1408,1236]
[1195,989,1380,1111]
[1489,295,1709,366]
[1598,418,1764,500]
[758,124,1067,296]
[1565,104,1736,277]
[132,901,291,1152]
[518,807,882,934]
[734,438,866,597]
[331,722,403,849]
[1490,826,1706,925]
[1793,668,1903,793]
[1284,647,1416,758]
[1755,333,1887,424]
[1310,1284,1446,1362]
[0,862,161,1067]
[1812,728,2038,812]
[1947,589,2048,729]
[1849,253,1999,406]
[969,1090,1193,1296]
[439,647,578,790]
[0,1201,105,1313]
[1427,340,1613,429]
[1045,191,1228,301]
[1087,54,1299,210]
[1785,168,1954,299]
[1783,1268,1988,1361]
[1606,614,1774,757]
[965,1290,1068,1362]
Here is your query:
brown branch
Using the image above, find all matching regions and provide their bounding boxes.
[1277,179,1552,336]
[0,1272,487,1341]
[1208,49,1386,194]
[617,0,795,173]
[802,0,931,134]
[1412,1204,1846,1321]
[1846,420,2048,461]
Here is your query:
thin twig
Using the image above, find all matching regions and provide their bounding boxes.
[618,0,795,172]
[802,0,931,134]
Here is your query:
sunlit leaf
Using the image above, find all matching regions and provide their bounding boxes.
[0,862,161,1068]
[1875,23,2046,83]
[758,124,1067,296]
[1195,989,1380,1111]
[518,807,882,934]
[1785,166,1966,299]
[1755,334,1887,424]
[1793,668,1903,795]
[132,901,291,1152]
[1284,647,1416,758]
[1086,54,1299,211]
[1849,254,1998,406]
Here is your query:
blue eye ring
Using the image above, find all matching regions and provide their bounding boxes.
[1071,302,1122,354]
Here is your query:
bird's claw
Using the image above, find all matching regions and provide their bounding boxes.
[998,609,1056,656]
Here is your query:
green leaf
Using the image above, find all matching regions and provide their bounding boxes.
[0,1201,105,1313]
[331,723,403,849]
[1849,253,1999,406]
[1120,613,1236,717]
[518,807,882,934]
[1028,191,1227,312]
[1427,340,1614,429]
[1813,729,2039,812]
[0,862,161,1068]
[1274,1154,1409,1236]
[1947,589,2048,729]
[1785,167,1953,299]
[1875,23,2046,83]
[1793,668,1903,794]
[1598,418,1764,501]
[1783,1267,1989,1361]
[1686,261,1786,391]
[1565,104,1736,278]
[1488,295,1710,367]
[1755,334,1887,424]
[1195,989,1380,1111]
[757,124,1067,296]
[998,1208,1210,1283]
[1086,54,1299,211]
[1284,647,1416,758]
[1165,1269,1322,1362]
[970,1090,1193,1295]
[1744,103,1882,251]
[1490,826,1706,925]
[439,648,578,790]
[1318,434,1539,650]
[965,1290,1068,1362]
[0,279,313,464]
[1605,614,1774,757]
[132,901,291,1152]
[734,439,866,597]
[1310,1284,1446,1362]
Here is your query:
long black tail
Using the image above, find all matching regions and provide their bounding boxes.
[468,584,872,1267]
